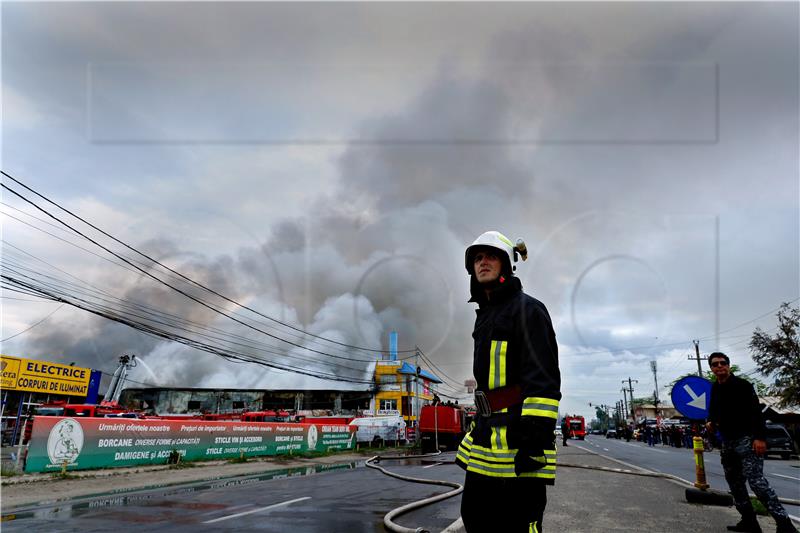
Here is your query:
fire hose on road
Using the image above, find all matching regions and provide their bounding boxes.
[365,451,462,533]
[366,448,800,533]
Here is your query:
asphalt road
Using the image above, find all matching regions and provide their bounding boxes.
[575,435,800,519]
[4,439,797,532]
[2,454,464,532]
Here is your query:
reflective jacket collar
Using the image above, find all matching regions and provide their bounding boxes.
[468,275,522,307]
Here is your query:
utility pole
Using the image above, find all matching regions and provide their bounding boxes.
[651,360,660,418]
[620,388,629,423]
[414,346,421,444]
[689,340,706,377]
[624,377,638,423]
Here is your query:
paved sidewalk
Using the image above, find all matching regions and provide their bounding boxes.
[444,442,787,533]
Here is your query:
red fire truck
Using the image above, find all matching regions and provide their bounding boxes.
[419,405,470,452]
[565,415,586,440]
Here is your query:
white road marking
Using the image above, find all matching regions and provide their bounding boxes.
[603,448,609,451]
[622,441,668,454]
[645,447,668,454]
[771,473,800,482]
[200,503,252,516]
[202,497,311,524]
[423,462,444,469]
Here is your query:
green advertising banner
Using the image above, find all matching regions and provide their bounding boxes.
[25,417,356,473]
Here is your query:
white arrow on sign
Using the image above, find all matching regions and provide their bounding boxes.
[683,384,707,410]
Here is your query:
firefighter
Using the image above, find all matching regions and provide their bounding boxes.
[456,230,561,533]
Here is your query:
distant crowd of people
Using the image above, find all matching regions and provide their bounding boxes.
[628,424,718,450]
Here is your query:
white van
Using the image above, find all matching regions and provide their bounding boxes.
[349,416,406,445]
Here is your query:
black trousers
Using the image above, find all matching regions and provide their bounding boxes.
[460,470,547,533]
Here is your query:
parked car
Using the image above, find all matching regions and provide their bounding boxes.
[765,423,795,460]
[606,429,618,439]
[555,427,563,437]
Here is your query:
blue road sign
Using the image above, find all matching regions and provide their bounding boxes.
[670,376,712,420]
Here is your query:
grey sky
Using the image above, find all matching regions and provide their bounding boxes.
[2,2,798,420]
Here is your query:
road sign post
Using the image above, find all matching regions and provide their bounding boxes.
[671,376,712,491]
[670,376,732,506]
[670,376,711,421]
[692,436,709,490]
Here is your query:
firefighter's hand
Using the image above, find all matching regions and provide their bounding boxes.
[752,439,766,456]
[514,447,547,475]
[518,417,554,450]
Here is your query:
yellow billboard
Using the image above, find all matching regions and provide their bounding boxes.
[0,355,91,395]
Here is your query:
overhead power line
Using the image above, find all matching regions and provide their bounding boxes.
[1,170,416,355]
[696,297,800,341]
[1,303,64,342]
[0,243,380,367]
[0,178,402,374]
[0,256,377,381]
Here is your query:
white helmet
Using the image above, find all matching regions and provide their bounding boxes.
[465,230,527,275]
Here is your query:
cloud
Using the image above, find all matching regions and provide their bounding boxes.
[2,2,797,423]
[2,86,45,130]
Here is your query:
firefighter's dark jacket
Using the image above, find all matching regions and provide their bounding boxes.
[456,275,561,484]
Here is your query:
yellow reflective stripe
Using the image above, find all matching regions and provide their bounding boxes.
[468,443,557,461]
[460,425,559,481]
[499,425,508,450]
[466,461,516,475]
[521,396,559,418]
[488,340,507,391]
[489,340,497,389]
[456,448,470,464]
[468,450,514,463]
[463,453,557,478]
[465,455,514,469]
[465,465,511,477]
[522,408,559,419]
[519,470,556,479]
[468,443,517,460]
[524,397,559,407]
[530,521,539,533]
[497,234,514,248]
[498,341,507,388]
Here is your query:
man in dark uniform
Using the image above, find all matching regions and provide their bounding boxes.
[706,352,797,533]
[561,419,570,447]
[456,231,561,533]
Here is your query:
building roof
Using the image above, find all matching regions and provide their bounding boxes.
[397,362,443,384]
[759,396,800,416]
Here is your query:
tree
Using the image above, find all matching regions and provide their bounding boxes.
[749,302,800,408]
[591,404,610,430]
[631,395,656,407]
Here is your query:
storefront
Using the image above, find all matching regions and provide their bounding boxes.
[0,355,101,445]
[373,360,441,423]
